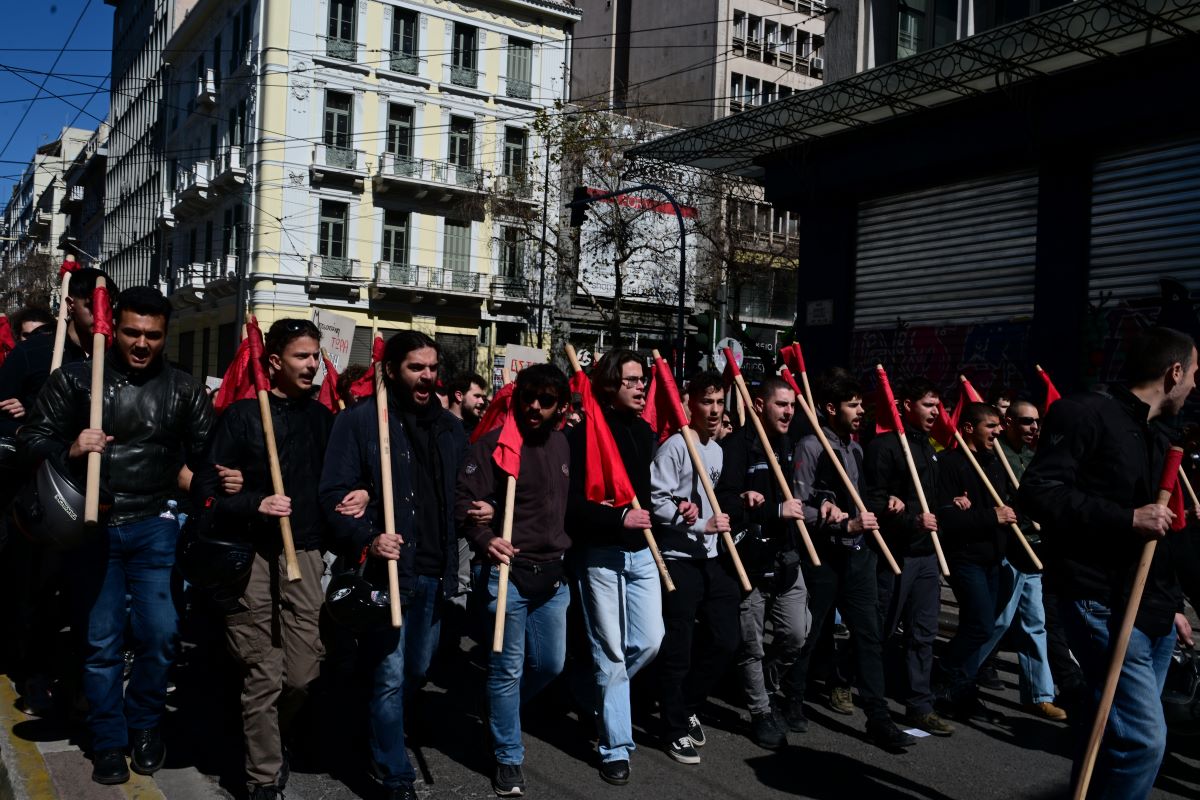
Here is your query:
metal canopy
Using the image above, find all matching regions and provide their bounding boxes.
[627,0,1200,177]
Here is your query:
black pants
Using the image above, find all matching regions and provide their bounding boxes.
[1042,584,1086,692]
[877,552,940,716]
[940,558,1002,700]
[783,546,889,721]
[658,556,741,739]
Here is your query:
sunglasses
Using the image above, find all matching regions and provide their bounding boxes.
[521,389,560,408]
[1012,416,1040,426]
[280,320,319,334]
[620,376,650,387]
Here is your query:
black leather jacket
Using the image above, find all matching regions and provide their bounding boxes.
[20,353,215,526]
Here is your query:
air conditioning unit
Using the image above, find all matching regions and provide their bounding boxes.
[811,56,825,72]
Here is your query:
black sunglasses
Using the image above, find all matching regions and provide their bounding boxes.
[521,389,560,408]
[1012,416,1040,426]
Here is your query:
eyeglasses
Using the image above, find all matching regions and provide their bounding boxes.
[521,389,560,408]
[1012,416,1040,426]
[620,376,650,388]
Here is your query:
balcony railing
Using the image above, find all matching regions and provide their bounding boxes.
[29,209,49,232]
[429,267,480,293]
[178,261,221,290]
[325,36,357,62]
[196,68,217,107]
[212,145,247,186]
[505,78,532,100]
[308,254,361,282]
[388,52,419,75]
[175,161,213,196]
[373,154,484,194]
[490,276,529,301]
[60,184,84,211]
[374,260,417,286]
[372,261,482,295]
[450,65,480,88]
[311,144,366,183]
[494,174,534,200]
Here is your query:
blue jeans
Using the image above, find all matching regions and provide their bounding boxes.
[965,562,1055,704]
[578,546,665,763]
[941,558,1001,700]
[71,516,180,751]
[1061,598,1176,800]
[484,564,569,765]
[404,575,443,693]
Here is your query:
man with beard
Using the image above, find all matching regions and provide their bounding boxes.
[865,377,942,734]
[455,363,571,797]
[650,371,735,766]
[448,372,489,435]
[785,369,932,744]
[714,378,814,747]
[319,331,467,800]
[21,287,214,785]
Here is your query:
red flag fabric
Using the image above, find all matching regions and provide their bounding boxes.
[350,336,386,399]
[213,317,265,414]
[640,367,659,434]
[959,375,984,404]
[1037,366,1061,414]
[1158,448,1186,531]
[779,366,802,397]
[874,365,905,435]
[568,369,636,507]
[0,317,14,366]
[781,343,807,375]
[472,383,514,444]
[492,397,523,477]
[246,323,269,393]
[645,356,688,444]
[58,258,80,279]
[92,284,113,348]
[1169,475,1188,531]
[317,353,342,414]
[930,400,962,449]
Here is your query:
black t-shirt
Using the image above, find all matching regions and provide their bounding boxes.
[404,404,447,577]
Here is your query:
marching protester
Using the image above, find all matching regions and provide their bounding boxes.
[455,363,572,797]
[448,371,489,435]
[649,371,736,765]
[566,349,663,786]
[20,286,214,785]
[191,319,337,800]
[934,402,1015,724]
[865,377,942,734]
[714,377,812,747]
[8,305,55,341]
[1021,327,1198,800]
[318,331,467,800]
[785,369,934,745]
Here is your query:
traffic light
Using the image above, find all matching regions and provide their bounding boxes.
[568,185,591,228]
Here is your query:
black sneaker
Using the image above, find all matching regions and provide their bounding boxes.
[129,727,165,775]
[952,695,1006,725]
[599,759,630,785]
[866,719,916,750]
[249,786,281,800]
[666,736,700,765]
[977,661,1004,691]
[493,763,526,797]
[686,714,706,747]
[777,696,808,733]
[386,786,418,800]
[91,748,129,785]
[750,711,788,750]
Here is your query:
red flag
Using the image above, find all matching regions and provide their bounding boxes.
[213,317,265,413]
[645,356,688,444]
[0,317,14,366]
[246,324,269,393]
[317,353,342,413]
[781,343,807,375]
[640,367,659,434]
[874,365,905,435]
[569,369,636,507]
[92,284,114,349]
[472,383,514,444]
[930,400,962,449]
[779,366,802,397]
[58,257,80,279]
[1158,447,1187,531]
[492,397,523,478]
[1036,365,1061,414]
[959,375,984,404]
[349,336,386,399]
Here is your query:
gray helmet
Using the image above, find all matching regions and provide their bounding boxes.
[12,457,89,550]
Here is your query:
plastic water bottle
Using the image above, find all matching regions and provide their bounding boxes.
[160,499,178,521]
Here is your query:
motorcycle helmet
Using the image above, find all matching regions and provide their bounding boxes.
[325,568,393,634]
[12,456,90,550]
[175,503,255,590]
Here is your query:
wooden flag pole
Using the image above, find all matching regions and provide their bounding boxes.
[1074,446,1183,800]
[83,276,107,525]
[787,382,901,575]
[375,359,403,627]
[993,440,1043,533]
[1180,466,1199,510]
[651,350,753,590]
[722,350,821,568]
[491,475,518,652]
[50,259,74,372]
[564,344,674,593]
[951,432,1043,571]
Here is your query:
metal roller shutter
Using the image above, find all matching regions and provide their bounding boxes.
[349,327,402,367]
[1088,139,1200,301]
[854,172,1039,329]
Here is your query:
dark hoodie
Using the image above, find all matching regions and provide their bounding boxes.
[565,405,655,551]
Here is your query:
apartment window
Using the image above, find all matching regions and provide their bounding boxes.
[209,124,218,159]
[503,127,527,181]
[732,11,746,41]
[897,0,957,59]
[744,77,759,106]
[506,38,533,99]
[323,91,353,166]
[500,227,523,278]
[187,228,197,265]
[443,220,471,275]
[319,200,349,276]
[386,105,414,164]
[381,210,408,270]
[762,82,777,105]
[230,99,248,148]
[730,73,743,111]
[448,116,473,174]
[327,0,356,60]
[212,35,222,88]
[204,220,214,267]
[451,23,478,86]
[390,8,419,74]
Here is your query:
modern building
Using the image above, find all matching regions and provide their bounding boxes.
[160,0,580,380]
[60,124,111,268]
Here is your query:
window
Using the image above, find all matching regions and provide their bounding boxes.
[897,0,957,59]
[386,105,414,166]
[230,99,248,148]
[506,38,532,99]
[212,35,222,88]
[381,210,409,280]
[319,200,349,277]
[730,73,743,111]
[443,219,471,274]
[187,228,197,265]
[203,220,214,267]
[390,8,418,74]
[732,11,746,41]
[327,0,356,60]
[448,116,473,181]
[503,127,527,181]
[451,23,478,86]
[499,227,524,278]
[323,91,353,167]
[209,124,218,159]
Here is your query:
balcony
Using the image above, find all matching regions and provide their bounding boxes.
[178,261,221,291]
[372,154,484,200]
[310,144,366,188]
[450,65,480,88]
[371,261,484,304]
[158,197,176,229]
[58,230,78,250]
[171,161,214,217]
[196,68,217,108]
[493,174,535,203]
[389,52,419,75]
[488,276,531,312]
[212,145,247,187]
[29,209,50,233]
[60,184,84,212]
[505,78,532,100]
[307,254,365,298]
[324,36,356,62]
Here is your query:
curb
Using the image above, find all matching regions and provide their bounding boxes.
[0,678,52,800]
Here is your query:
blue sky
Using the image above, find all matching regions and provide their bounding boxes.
[0,0,113,192]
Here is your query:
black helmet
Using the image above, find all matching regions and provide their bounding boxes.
[175,504,254,591]
[325,567,392,635]
[12,457,90,550]
[1163,644,1200,737]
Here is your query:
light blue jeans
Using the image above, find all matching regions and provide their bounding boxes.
[965,560,1055,704]
[578,546,665,763]
[484,564,570,765]
[1061,598,1176,800]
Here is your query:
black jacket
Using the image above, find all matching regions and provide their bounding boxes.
[193,394,334,551]
[715,424,797,551]
[0,329,86,438]
[937,447,1009,566]
[864,430,940,559]
[318,394,467,599]
[1019,386,1177,636]
[565,406,655,551]
[20,353,214,526]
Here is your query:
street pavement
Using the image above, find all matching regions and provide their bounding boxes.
[4,602,1200,800]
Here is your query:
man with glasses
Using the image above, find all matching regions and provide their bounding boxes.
[456,364,571,797]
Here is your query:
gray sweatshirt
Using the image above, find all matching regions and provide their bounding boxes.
[650,431,724,560]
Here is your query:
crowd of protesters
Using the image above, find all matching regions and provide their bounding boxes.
[1,274,1199,800]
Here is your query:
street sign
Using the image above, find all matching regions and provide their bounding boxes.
[713,337,743,373]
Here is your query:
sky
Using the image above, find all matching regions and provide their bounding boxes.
[0,0,114,193]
